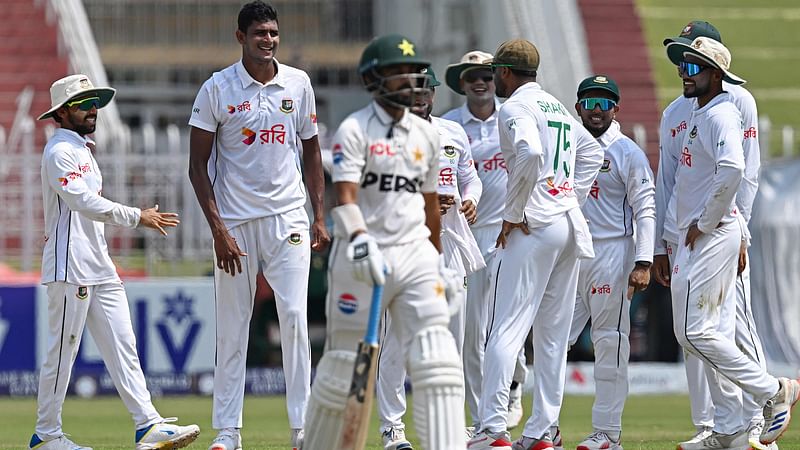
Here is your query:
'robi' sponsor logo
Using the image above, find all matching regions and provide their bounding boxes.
[241,127,256,145]
[338,293,358,314]
[591,284,611,295]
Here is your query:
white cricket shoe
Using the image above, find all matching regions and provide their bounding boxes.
[677,426,713,449]
[135,418,200,450]
[208,428,241,450]
[382,426,412,450]
[291,428,304,450]
[748,420,779,450]
[760,377,800,445]
[576,431,622,450]
[677,430,750,450]
[507,384,524,430]
[465,426,476,440]
[29,434,91,450]
[511,433,554,450]
[467,429,513,450]
[552,427,563,450]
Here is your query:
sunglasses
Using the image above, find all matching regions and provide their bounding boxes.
[66,96,101,111]
[463,71,494,83]
[490,63,513,73]
[579,97,617,111]
[678,61,709,77]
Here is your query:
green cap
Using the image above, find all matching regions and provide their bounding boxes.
[577,75,620,102]
[663,20,721,46]
[421,66,441,87]
[358,34,430,75]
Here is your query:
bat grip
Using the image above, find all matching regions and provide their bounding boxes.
[364,281,384,346]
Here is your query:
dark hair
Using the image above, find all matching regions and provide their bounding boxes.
[238,1,278,33]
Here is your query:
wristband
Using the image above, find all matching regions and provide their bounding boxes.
[331,203,367,240]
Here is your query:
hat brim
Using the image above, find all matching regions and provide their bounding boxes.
[662,36,692,47]
[577,85,620,103]
[445,63,490,95]
[37,87,116,121]
[666,42,746,85]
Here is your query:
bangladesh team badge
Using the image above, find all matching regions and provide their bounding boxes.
[288,232,303,245]
[443,146,457,159]
[76,286,89,299]
[600,159,611,172]
[280,98,294,113]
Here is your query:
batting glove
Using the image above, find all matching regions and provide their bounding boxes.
[439,256,465,315]
[347,233,386,286]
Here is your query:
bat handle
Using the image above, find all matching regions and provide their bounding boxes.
[364,277,385,346]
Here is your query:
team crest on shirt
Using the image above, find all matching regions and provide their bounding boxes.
[443,145,457,159]
[280,98,294,113]
[599,159,611,172]
[689,125,698,139]
[76,286,89,300]
[288,233,303,245]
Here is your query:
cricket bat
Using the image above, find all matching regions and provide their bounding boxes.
[338,282,384,450]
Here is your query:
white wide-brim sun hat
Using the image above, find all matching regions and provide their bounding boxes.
[38,74,115,120]
[666,36,746,85]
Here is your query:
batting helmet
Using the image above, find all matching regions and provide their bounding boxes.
[358,34,430,75]
[358,34,433,109]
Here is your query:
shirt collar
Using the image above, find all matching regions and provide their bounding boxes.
[597,120,622,147]
[235,59,285,89]
[459,98,500,124]
[695,91,730,114]
[54,128,91,147]
[509,81,542,99]
[371,100,411,131]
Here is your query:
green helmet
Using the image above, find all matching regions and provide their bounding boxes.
[358,34,430,75]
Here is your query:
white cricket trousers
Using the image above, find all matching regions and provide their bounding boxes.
[671,221,778,415]
[568,237,633,437]
[36,281,161,439]
[212,208,311,430]
[479,214,579,437]
[464,224,527,426]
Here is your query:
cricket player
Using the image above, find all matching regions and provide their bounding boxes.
[664,36,799,449]
[187,2,330,449]
[441,50,528,431]
[467,39,604,450]
[548,75,656,450]
[34,74,200,450]
[655,22,776,450]
[375,67,484,450]
[302,34,466,450]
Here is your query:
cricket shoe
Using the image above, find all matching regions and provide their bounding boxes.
[678,427,713,449]
[576,431,622,450]
[208,428,241,450]
[552,427,563,450]
[135,418,200,450]
[747,420,778,450]
[467,429,513,450]
[466,426,477,440]
[291,428,303,450]
[760,377,800,445]
[30,434,91,450]
[507,384,524,430]
[677,430,750,450]
[382,426,413,450]
[511,433,554,450]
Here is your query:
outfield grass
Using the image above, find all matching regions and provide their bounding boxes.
[637,0,800,156]
[3,394,799,449]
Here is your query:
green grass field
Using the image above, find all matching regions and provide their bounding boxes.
[4,394,799,449]
[637,0,800,156]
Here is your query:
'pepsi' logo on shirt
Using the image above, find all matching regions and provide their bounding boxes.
[361,172,422,193]
[332,144,344,165]
[338,293,358,314]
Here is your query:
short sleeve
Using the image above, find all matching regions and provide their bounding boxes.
[188,79,218,132]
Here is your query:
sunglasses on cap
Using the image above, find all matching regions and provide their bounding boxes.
[66,96,101,111]
[463,70,494,83]
[678,61,709,77]
[579,97,617,111]
[490,63,513,73]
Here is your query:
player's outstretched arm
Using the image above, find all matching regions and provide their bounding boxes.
[138,204,179,236]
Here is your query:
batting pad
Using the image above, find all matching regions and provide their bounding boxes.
[408,325,466,450]
[303,350,356,450]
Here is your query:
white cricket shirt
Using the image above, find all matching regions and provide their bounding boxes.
[41,129,141,285]
[441,100,504,228]
[582,121,655,263]
[674,93,745,233]
[431,116,482,205]
[497,82,603,227]
[656,82,759,251]
[189,60,318,229]
[331,101,439,246]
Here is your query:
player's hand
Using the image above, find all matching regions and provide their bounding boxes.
[139,204,180,236]
[651,254,671,287]
[347,233,386,286]
[628,263,651,298]
[738,240,747,275]
[460,199,477,225]
[213,229,247,275]
[310,218,331,252]
[438,194,456,215]
[496,219,529,249]
[684,223,703,250]
[439,257,465,315]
